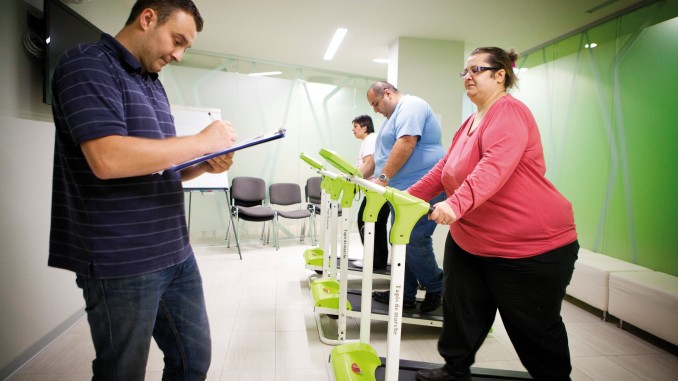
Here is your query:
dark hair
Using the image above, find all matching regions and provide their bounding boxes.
[125,0,204,32]
[470,47,519,89]
[368,81,399,97]
[352,115,374,133]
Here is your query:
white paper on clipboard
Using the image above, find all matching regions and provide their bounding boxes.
[166,128,286,172]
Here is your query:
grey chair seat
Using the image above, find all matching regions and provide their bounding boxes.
[237,205,276,221]
[278,209,312,219]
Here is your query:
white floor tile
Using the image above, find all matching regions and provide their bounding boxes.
[275,330,328,370]
[275,304,317,332]
[222,332,276,371]
[568,321,663,356]
[572,355,645,380]
[8,235,678,380]
[274,368,331,381]
[609,353,678,381]
[16,333,94,374]
[232,304,277,332]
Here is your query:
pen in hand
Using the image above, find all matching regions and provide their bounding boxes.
[208,112,216,121]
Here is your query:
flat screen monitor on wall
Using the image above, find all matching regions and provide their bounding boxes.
[43,0,102,104]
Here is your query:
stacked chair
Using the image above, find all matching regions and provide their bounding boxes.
[227,177,315,252]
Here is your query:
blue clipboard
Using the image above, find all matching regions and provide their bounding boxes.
[167,128,286,172]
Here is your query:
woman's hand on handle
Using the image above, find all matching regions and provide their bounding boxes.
[429,201,457,225]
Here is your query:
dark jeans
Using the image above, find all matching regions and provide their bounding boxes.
[439,234,578,381]
[76,254,211,381]
[357,198,390,269]
[401,192,446,301]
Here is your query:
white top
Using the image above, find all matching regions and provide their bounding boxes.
[356,133,377,179]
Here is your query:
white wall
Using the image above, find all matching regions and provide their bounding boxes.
[0,117,85,377]
[0,2,86,378]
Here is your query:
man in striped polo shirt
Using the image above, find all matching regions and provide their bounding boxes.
[49,1,237,379]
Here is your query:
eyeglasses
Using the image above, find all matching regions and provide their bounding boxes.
[459,65,500,78]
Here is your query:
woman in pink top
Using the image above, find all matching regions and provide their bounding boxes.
[412,47,578,381]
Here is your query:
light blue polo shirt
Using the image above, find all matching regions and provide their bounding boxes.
[374,95,445,190]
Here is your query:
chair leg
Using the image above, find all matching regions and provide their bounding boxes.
[300,219,307,242]
[225,214,231,244]
[236,219,243,248]
[264,221,269,244]
[227,209,240,248]
[274,216,279,250]
[260,222,266,243]
[225,209,242,259]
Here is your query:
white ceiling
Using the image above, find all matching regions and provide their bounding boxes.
[48,0,648,79]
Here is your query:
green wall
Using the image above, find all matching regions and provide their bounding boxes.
[513,0,678,276]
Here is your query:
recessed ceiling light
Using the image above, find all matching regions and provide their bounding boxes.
[373,58,389,64]
[324,28,347,61]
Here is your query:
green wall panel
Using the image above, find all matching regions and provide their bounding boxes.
[515,1,678,276]
[618,16,678,273]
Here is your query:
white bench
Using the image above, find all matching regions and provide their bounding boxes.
[608,271,678,346]
[566,248,651,319]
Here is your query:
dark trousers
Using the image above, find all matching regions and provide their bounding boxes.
[439,234,578,381]
[77,255,211,381]
[357,198,390,269]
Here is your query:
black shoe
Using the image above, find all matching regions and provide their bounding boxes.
[416,367,471,381]
[419,293,442,313]
[372,291,416,309]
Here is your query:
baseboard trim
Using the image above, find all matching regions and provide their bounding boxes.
[0,309,85,380]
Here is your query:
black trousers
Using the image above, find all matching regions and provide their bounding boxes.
[439,234,579,381]
[357,199,390,270]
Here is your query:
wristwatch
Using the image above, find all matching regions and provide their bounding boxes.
[377,173,390,183]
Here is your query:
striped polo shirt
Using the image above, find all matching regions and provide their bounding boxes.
[49,34,192,278]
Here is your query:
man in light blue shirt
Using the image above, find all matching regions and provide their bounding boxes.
[367,81,445,313]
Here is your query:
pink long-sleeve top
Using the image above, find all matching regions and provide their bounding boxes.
[408,94,577,258]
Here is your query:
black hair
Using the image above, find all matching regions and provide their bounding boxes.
[352,115,374,134]
[125,0,204,32]
[469,47,519,89]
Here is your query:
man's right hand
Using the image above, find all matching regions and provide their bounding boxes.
[199,120,237,153]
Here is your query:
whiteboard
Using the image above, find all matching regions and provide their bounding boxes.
[171,105,230,189]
